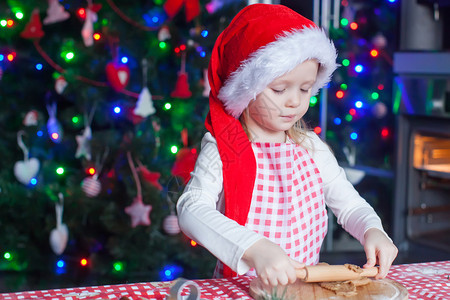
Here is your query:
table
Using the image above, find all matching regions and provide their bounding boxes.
[1,261,449,300]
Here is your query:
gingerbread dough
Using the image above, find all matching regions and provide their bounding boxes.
[318,264,372,297]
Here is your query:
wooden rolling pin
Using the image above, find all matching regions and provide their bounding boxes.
[295,264,379,282]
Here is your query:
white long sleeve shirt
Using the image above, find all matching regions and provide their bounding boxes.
[177,131,388,275]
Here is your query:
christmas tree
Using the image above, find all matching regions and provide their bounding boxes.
[0,0,398,293]
[0,0,250,292]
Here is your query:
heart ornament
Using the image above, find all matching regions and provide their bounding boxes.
[14,157,40,185]
[106,62,130,91]
[49,194,69,255]
[50,223,69,255]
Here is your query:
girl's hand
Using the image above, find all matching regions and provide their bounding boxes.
[363,228,398,279]
[243,238,304,286]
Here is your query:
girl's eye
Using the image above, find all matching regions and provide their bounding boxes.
[272,89,285,94]
[300,88,311,93]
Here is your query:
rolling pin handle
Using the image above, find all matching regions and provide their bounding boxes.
[296,268,307,280]
[361,266,379,277]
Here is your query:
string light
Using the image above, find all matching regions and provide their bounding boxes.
[35,63,43,70]
[310,96,318,107]
[350,22,358,30]
[121,56,128,63]
[164,102,172,110]
[354,64,364,73]
[381,128,389,138]
[56,259,66,274]
[342,59,350,67]
[0,20,7,27]
[371,92,379,100]
[336,90,344,99]
[15,12,24,20]
[340,83,348,90]
[377,84,384,90]
[0,54,3,61]
[4,252,12,261]
[314,126,322,134]
[160,264,183,281]
[113,261,124,272]
[370,49,379,57]
[355,101,363,108]
[62,51,75,62]
[51,133,60,141]
[30,178,37,185]
[349,108,356,116]
[159,41,167,49]
[334,117,342,125]
[180,44,186,51]
[77,8,86,19]
[113,106,121,114]
[7,52,16,61]
[57,260,65,268]
[7,19,14,27]
[170,146,178,154]
[80,258,88,266]
[88,167,96,175]
[190,240,197,247]
[345,114,353,122]
[56,167,65,175]
[350,132,358,140]
[93,33,101,40]
[72,116,80,124]
[340,18,349,27]
[201,30,209,37]
[37,131,43,137]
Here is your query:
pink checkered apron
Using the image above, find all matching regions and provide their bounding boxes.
[215,141,328,277]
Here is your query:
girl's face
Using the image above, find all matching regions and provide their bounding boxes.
[243,59,319,142]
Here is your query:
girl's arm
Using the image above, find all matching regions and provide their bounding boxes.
[307,132,397,277]
[177,133,264,275]
[306,132,387,244]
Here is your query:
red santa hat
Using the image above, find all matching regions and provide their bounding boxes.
[204,4,337,277]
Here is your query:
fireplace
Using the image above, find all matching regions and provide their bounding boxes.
[393,52,450,256]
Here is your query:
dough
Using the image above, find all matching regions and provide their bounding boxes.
[320,281,358,297]
[319,277,372,297]
[344,263,363,274]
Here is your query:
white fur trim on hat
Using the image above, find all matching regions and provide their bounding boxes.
[218,26,338,118]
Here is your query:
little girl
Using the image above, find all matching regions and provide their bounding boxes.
[177,4,398,287]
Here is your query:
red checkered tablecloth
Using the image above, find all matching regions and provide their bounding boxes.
[1,261,449,299]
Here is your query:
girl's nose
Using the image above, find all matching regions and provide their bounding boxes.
[286,91,302,108]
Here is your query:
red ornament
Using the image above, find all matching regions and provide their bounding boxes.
[170,72,192,99]
[171,147,198,184]
[20,9,45,39]
[106,62,130,92]
[126,107,145,125]
[164,0,200,22]
[23,110,39,126]
[137,165,163,191]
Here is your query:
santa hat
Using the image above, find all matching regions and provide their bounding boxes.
[204,4,338,277]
